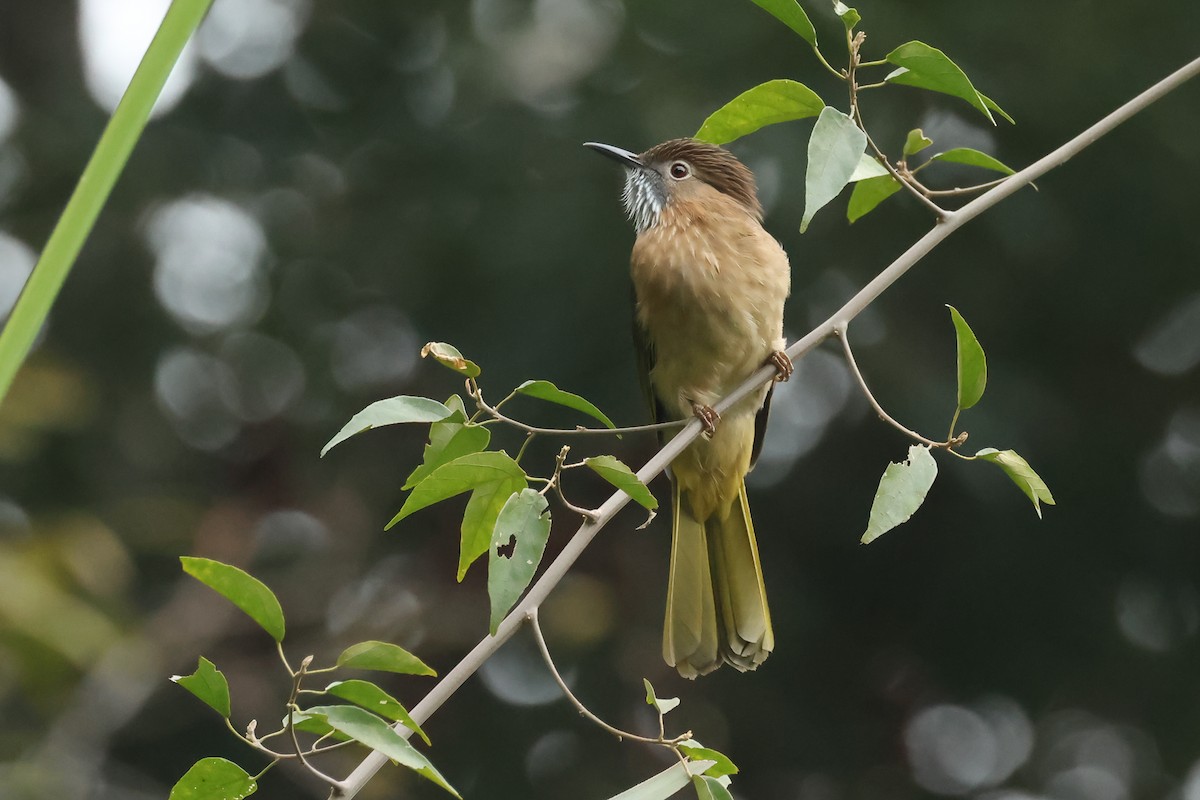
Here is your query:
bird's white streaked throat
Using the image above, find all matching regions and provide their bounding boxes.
[621,168,665,233]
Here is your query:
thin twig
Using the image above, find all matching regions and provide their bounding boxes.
[528,610,690,746]
[225,717,290,760]
[286,658,346,791]
[472,384,684,437]
[275,640,293,675]
[549,446,600,521]
[845,33,949,219]
[837,325,945,448]
[332,56,1200,799]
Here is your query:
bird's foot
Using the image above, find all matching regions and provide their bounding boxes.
[691,402,720,438]
[767,350,793,382]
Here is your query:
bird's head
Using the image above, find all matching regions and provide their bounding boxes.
[584,138,762,233]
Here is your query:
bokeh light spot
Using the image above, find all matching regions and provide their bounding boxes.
[0,74,19,145]
[217,332,306,423]
[197,0,311,80]
[77,0,197,115]
[330,306,420,391]
[1134,293,1200,376]
[153,346,241,451]
[145,194,269,334]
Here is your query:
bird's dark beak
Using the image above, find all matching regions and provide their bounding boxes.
[584,142,643,169]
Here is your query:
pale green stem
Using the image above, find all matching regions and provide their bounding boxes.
[0,0,215,405]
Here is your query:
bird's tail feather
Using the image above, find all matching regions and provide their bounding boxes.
[664,481,773,678]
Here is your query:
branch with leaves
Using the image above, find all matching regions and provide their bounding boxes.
[167,0,1200,797]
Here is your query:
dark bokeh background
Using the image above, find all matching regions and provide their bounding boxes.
[1,1,1198,798]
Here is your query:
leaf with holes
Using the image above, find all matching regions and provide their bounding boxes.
[976,448,1055,518]
[487,489,552,634]
[337,641,436,676]
[181,557,285,641]
[947,305,987,410]
[172,656,231,718]
[323,396,454,456]
[305,705,460,798]
[695,80,825,145]
[862,445,938,544]
[802,108,866,233]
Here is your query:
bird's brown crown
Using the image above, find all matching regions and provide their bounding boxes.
[641,138,763,221]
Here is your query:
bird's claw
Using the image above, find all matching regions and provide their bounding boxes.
[691,403,720,438]
[768,350,793,382]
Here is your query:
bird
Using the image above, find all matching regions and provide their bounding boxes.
[585,138,793,678]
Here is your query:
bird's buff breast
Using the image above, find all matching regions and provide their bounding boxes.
[631,198,789,419]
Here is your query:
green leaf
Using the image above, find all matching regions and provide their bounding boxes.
[980,93,1015,124]
[861,445,939,544]
[458,473,527,581]
[323,396,454,457]
[586,456,657,510]
[947,305,987,410]
[337,641,436,676]
[642,678,680,714]
[172,656,231,718]
[884,41,1008,125]
[169,757,257,800]
[848,154,889,182]
[487,489,552,634]
[678,740,738,777]
[606,762,717,800]
[975,448,1055,518]
[748,0,816,46]
[325,679,431,745]
[403,418,491,490]
[833,1,860,31]
[695,79,825,145]
[388,450,529,580]
[692,775,735,800]
[802,107,866,233]
[392,450,524,527]
[903,128,933,157]
[305,705,460,798]
[515,380,615,429]
[180,557,285,642]
[847,175,902,223]
[420,342,480,378]
[927,148,1015,176]
[289,709,340,738]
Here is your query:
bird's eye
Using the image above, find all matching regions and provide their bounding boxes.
[669,162,690,179]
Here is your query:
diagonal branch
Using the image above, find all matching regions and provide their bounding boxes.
[332,55,1200,798]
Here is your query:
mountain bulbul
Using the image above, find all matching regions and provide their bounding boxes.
[586,138,792,677]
